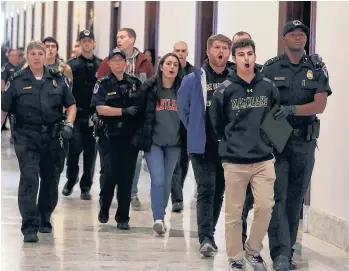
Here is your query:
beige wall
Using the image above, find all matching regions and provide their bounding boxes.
[56,1,69,61]
[310,1,349,222]
[216,1,279,64]
[119,1,145,52]
[94,1,111,59]
[158,1,196,64]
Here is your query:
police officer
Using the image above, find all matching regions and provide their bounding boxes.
[1,49,20,131]
[62,30,102,200]
[1,41,76,243]
[91,48,142,230]
[262,20,332,271]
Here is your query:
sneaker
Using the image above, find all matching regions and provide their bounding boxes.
[23,233,39,243]
[199,238,215,257]
[80,191,92,200]
[273,255,290,271]
[117,222,130,230]
[131,194,141,210]
[153,219,166,235]
[244,252,267,271]
[289,258,297,270]
[172,202,183,213]
[212,236,218,251]
[39,221,52,233]
[229,260,244,270]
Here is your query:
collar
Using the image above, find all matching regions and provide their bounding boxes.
[203,59,229,76]
[79,54,96,62]
[280,53,313,69]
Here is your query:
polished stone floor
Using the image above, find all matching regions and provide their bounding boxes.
[1,130,349,271]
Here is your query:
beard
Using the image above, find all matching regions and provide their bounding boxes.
[210,57,227,68]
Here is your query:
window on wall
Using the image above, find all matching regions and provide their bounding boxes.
[16,9,20,48]
[10,15,13,48]
[23,7,27,48]
[66,1,74,60]
[194,1,218,67]
[41,2,45,41]
[86,1,94,32]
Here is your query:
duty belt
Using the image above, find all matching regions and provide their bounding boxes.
[15,122,62,134]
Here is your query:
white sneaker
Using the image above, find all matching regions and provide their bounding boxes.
[153,219,166,235]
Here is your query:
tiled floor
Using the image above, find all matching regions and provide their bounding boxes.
[1,130,349,271]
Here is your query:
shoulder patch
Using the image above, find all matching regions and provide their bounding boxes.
[1,66,5,72]
[4,81,10,91]
[264,56,282,66]
[93,83,100,94]
[11,69,25,79]
[64,77,70,88]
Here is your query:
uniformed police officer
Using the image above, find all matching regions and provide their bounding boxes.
[63,30,102,200]
[91,48,143,230]
[262,20,332,271]
[1,41,77,243]
[1,49,20,131]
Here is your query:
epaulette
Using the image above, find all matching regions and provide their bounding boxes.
[9,69,26,81]
[49,68,63,77]
[264,56,282,66]
[98,76,109,83]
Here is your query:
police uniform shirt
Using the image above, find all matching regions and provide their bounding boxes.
[1,66,76,125]
[262,54,332,127]
[68,55,102,111]
[91,72,142,137]
[1,62,16,82]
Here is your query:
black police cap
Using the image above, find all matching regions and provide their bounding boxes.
[79,30,95,41]
[283,20,309,36]
[108,48,126,60]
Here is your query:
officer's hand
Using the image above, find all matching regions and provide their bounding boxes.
[60,125,74,139]
[122,106,139,116]
[273,105,295,120]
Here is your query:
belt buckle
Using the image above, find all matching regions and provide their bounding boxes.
[42,125,49,132]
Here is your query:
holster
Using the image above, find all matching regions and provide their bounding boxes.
[305,118,320,141]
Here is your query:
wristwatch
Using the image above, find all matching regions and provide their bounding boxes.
[290,105,297,115]
[65,122,74,129]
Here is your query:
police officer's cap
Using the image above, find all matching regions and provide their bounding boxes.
[283,20,309,36]
[108,48,126,61]
[79,30,95,41]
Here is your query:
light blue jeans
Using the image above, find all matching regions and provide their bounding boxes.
[131,151,142,195]
[145,144,181,221]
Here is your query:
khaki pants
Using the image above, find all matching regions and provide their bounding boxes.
[223,159,275,261]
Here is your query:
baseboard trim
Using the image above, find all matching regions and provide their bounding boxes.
[307,206,349,252]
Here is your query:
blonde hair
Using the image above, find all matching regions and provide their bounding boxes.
[26,40,45,53]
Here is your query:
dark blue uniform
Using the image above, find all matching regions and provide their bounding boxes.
[1,62,16,131]
[64,55,102,197]
[91,73,143,225]
[1,66,76,239]
[261,54,332,263]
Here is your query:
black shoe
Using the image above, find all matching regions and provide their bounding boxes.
[172,202,183,213]
[39,221,52,233]
[23,233,39,243]
[98,209,109,223]
[290,259,297,270]
[212,236,218,251]
[199,237,215,257]
[80,191,92,200]
[117,222,130,230]
[229,260,244,270]
[62,182,74,196]
[273,255,290,271]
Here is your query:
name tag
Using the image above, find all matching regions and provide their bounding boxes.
[23,86,32,90]
[107,92,116,96]
[274,77,285,81]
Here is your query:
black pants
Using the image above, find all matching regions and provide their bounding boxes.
[171,145,190,203]
[268,138,316,261]
[190,149,225,244]
[13,129,65,235]
[66,116,97,192]
[98,135,109,189]
[99,137,139,223]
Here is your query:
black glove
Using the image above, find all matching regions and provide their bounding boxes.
[60,124,74,139]
[273,105,296,120]
[122,106,139,116]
